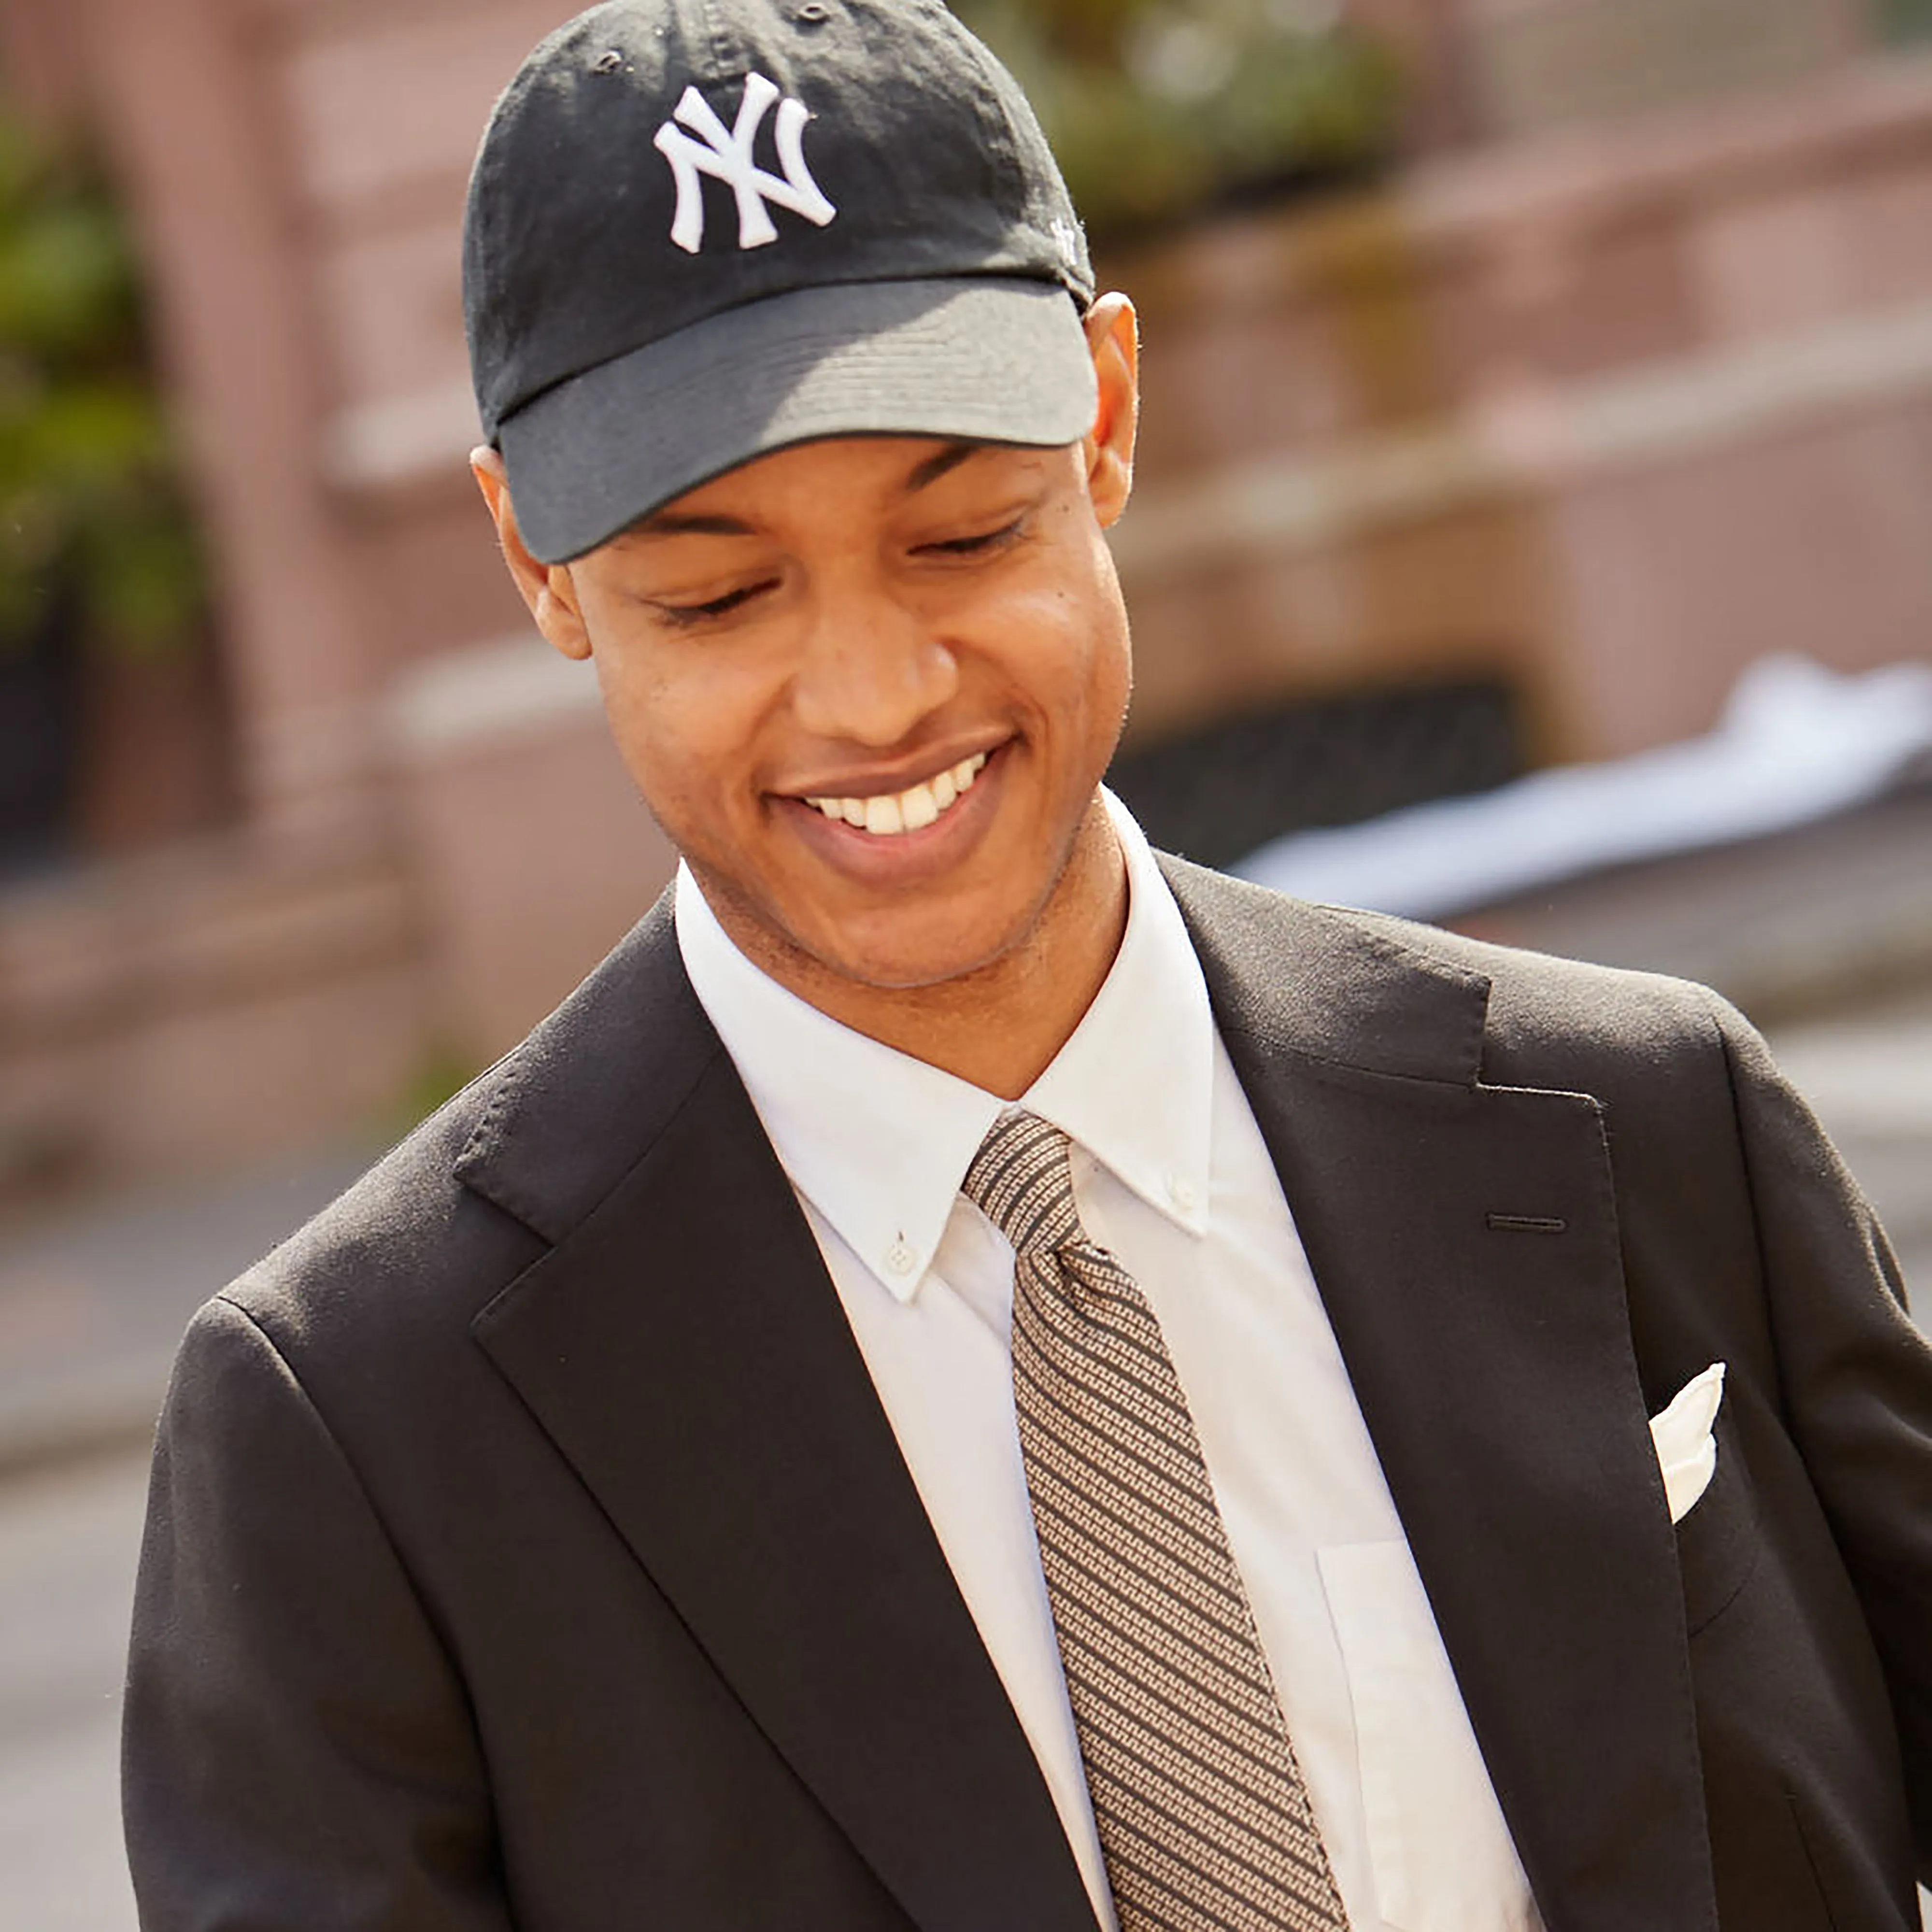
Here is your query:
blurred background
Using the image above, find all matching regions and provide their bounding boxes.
[0,0,1928,1924]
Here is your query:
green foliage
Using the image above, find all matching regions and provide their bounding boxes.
[383,1046,484,1140]
[0,109,205,659]
[951,0,1402,242]
[1879,0,1932,43]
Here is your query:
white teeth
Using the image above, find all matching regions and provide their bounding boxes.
[804,753,990,839]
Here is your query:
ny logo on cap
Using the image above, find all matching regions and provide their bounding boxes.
[653,72,837,254]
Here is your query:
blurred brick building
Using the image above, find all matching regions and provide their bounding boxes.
[4,0,1932,1186]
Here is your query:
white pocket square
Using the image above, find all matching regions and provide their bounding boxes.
[1649,1362,1726,1525]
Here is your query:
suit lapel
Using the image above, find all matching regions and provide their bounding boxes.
[462,908,1095,1932]
[1165,860,1718,1932]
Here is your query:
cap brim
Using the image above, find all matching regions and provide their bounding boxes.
[496,276,1099,565]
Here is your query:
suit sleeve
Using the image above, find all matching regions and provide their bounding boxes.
[1711,996,1932,1877]
[124,1294,516,1932]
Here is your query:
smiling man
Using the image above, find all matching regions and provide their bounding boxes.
[124,4,1932,1931]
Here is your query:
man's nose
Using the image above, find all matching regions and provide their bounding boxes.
[788,575,960,746]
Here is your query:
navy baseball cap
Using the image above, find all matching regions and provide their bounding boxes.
[464,0,1099,564]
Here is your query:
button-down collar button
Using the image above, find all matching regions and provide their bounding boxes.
[884,1238,917,1277]
[1166,1174,1199,1214]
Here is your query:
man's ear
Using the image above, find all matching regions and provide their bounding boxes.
[470,448,594,661]
[1081,292,1139,530]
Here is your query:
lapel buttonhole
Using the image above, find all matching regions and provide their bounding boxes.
[1485,1212,1569,1235]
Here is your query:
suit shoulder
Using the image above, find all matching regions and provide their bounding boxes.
[211,896,710,1382]
[1165,854,1735,1078]
[214,1066,546,1370]
[1321,901,1737,1089]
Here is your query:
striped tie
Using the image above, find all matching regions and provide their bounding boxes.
[964,1110,1350,1932]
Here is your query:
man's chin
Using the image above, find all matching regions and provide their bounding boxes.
[792,920,1028,998]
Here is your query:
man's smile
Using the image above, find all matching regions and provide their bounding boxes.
[774,743,1017,891]
[801,751,990,837]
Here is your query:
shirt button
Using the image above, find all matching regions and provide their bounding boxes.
[1166,1175,1199,1214]
[884,1239,917,1277]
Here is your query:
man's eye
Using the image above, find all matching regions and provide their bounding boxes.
[652,579,776,626]
[919,515,1026,558]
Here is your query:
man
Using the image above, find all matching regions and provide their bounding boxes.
[124,2,1932,1928]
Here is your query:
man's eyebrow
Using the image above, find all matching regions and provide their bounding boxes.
[903,441,984,494]
[626,509,756,540]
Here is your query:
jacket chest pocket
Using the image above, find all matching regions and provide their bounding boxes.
[1672,1406,1761,1637]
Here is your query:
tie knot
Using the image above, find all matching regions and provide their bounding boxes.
[962,1111,1082,1258]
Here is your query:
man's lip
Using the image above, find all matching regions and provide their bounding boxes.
[775,739,1009,804]
[775,740,1008,867]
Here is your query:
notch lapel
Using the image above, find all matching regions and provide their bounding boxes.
[1165,861,1718,1932]
[464,917,1094,1932]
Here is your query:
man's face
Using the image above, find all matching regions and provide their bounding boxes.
[481,300,1138,1011]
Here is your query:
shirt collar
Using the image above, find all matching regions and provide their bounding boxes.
[1024,796,1215,1242]
[674,790,1216,1302]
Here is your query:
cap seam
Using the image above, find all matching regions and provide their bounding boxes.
[940,6,1091,308]
[697,0,731,75]
[946,10,1030,249]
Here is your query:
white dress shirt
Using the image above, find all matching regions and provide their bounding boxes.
[675,793,1542,1932]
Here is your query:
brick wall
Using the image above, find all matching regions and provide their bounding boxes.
[1462,0,1870,138]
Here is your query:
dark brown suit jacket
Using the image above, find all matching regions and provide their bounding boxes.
[124,860,1932,1930]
